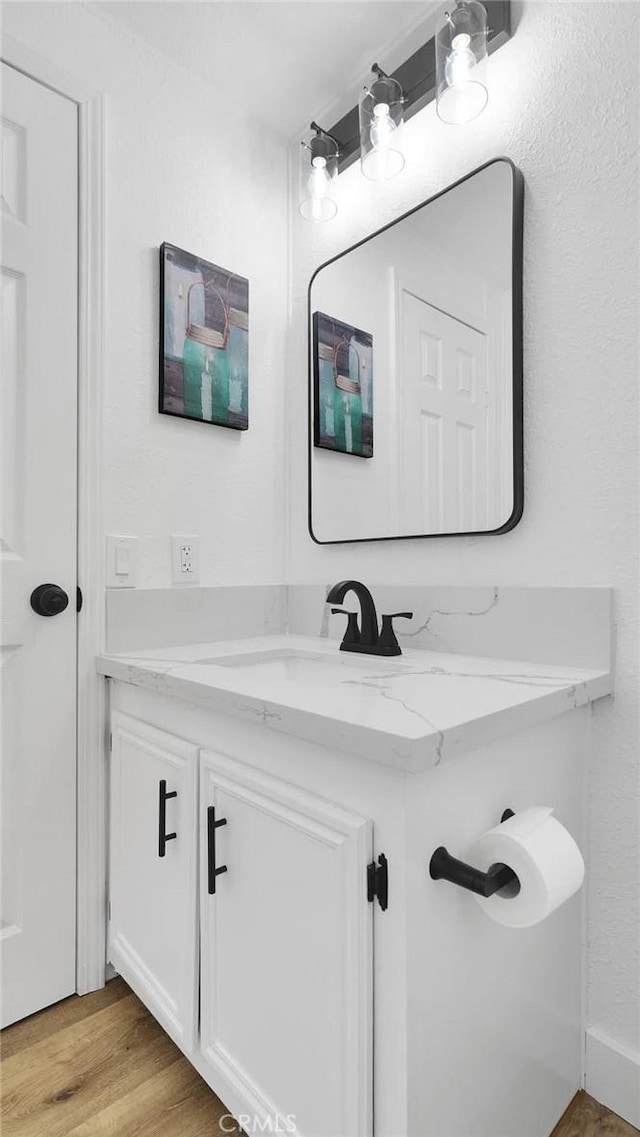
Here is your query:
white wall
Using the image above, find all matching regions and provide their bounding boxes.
[288,0,640,1102]
[3,0,289,588]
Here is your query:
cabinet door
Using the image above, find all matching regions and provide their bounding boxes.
[199,749,373,1137]
[108,711,198,1051]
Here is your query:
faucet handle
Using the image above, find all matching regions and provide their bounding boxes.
[379,612,414,655]
[330,607,360,645]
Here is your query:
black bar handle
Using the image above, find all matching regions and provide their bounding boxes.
[207,805,228,895]
[158,779,177,858]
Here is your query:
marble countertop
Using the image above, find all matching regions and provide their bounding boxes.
[98,635,612,772]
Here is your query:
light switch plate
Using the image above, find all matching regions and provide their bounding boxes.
[171,534,200,584]
[106,535,139,588]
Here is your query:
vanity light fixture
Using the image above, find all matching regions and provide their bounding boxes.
[435,1,489,124]
[359,64,405,181]
[299,122,340,222]
[300,0,508,219]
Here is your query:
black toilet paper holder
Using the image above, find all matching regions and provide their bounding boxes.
[429,809,521,899]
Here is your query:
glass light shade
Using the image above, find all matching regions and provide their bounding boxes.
[299,127,339,222]
[359,70,405,181]
[436,1,489,124]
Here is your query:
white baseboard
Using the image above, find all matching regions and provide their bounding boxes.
[585,1027,640,1128]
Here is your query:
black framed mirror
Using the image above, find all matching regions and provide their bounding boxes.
[308,157,524,544]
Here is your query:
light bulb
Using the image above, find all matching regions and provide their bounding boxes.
[300,151,337,221]
[438,26,488,124]
[370,102,395,150]
[308,155,330,198]
[306,157,334,220]
[445,33,476,86]
[436,2,489,125]
[362,99,404,181]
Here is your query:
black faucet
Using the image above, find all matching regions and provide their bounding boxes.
[326,580,413,657]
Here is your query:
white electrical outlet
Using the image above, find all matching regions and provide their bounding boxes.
[171,535,200,584]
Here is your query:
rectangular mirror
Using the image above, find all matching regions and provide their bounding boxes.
[308,158,523,544]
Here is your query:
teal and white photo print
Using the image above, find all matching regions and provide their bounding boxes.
[313,311,373,458]
[160,243,249,430]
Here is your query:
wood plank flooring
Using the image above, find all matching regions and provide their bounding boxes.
[0,978,240,1136]
[1,979,637,1136]
[551,1094,639,1137]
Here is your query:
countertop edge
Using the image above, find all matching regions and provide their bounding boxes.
[97,652,612,774]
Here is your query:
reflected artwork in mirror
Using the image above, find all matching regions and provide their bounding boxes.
[313,313,374,459]
[308,158,524,543]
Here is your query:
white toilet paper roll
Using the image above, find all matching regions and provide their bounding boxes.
[466,807,585,928]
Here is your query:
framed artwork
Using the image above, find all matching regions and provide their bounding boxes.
[159,242,249,430]
[313,311,373,458]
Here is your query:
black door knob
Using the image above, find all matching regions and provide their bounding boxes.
[30,583,69,617]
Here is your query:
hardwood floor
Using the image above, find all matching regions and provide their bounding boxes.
[1,980,637,1137]
[0,978,240,1136]
[551,1094,639,1137]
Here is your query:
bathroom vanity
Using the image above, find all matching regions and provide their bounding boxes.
[99,626,612,1137]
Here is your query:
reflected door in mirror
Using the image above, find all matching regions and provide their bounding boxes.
[400,294,493,533]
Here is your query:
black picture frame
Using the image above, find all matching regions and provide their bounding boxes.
[159,242,249,431]
[307,156,524,545]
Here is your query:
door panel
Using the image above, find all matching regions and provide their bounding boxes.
[400,291,488,533]
[108,712,199,1051]
[199,750,373,1137]
[0,63,78,1027]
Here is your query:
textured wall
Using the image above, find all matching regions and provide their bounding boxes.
[287,1,639,1066]
[4,1,289,588]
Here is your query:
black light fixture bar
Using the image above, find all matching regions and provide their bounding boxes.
[329,0,511,173]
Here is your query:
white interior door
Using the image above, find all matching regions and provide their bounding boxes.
[1,63,78,1027]
[399,291,488,533]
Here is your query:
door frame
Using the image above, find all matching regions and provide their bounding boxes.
[1,37,107,994]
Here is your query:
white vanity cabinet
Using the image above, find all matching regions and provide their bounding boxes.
[107,698,374,1137]
[103,643,608,1137]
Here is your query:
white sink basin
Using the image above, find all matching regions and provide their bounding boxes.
[200,647,408,685]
